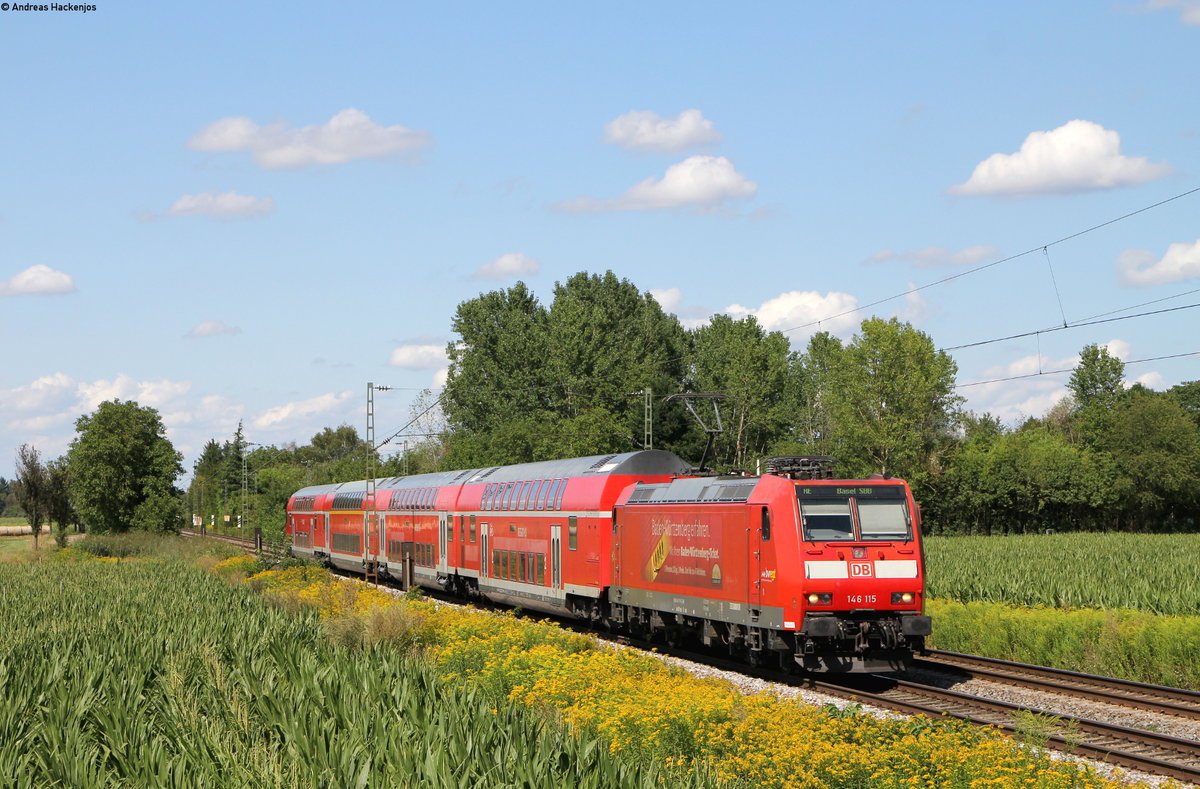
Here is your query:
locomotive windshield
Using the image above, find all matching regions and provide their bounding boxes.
[797,485,911,542]
[799,500,854,541]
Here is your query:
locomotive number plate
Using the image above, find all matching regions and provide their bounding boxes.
[846,594,877,604]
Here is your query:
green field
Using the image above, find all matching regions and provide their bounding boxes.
[924,532,1200,616]
[0,557,679,787]
[0,516,30,529]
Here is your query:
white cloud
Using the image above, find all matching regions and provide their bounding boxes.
[896,283,934,324]
[1146,0,1200,24]
[866,245,999,268]
[0,373,76,414]
[603,109,722,153]
[1135,371,1167,389]
[474,253,540,280]
[76,374,192,411]
[0,264,76,297]
[389,344,448,369]
[188,108,431,169]
[949,120,1171,196]
[1117,239,1200,286]
[649,287,683,312]
[556,155,757,213]
[166,191,275,219]
[1103,338,1133,362]
[253,391,354,429]
[186,319,241,339]
[432,368,449,388]
[725,290,860,343]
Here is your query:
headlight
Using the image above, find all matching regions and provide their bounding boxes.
[892,592,915,604]
[806,593,833,605]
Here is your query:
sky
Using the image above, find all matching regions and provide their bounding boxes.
[2,1,1198,479]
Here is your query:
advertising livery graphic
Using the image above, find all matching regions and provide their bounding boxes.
[642,518,723,588]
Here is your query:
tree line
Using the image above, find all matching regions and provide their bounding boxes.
[13,270,1200,538]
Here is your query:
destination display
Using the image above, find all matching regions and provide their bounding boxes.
[795,484,905,499]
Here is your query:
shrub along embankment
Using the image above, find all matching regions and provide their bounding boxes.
[927,598,1200,690]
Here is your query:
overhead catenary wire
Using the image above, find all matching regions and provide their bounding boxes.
[956,350,1200,389]
[776,184,1200,336]
[375,186,1199,439]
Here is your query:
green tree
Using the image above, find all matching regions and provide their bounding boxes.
[441,272,693,467]
[443,282,550,443]
[43,456,76,547]
[67,400,184,533]
[688,314,793,469]
[780,331,844,459]
[545,271,692,459]
[1068,343,1125,411]
[934,426,1116,534]
[0,476,10,516]
[13,444,47,549]
[1169,380,1200,429]
[1082,386,1200,530]
[821,318,961,487]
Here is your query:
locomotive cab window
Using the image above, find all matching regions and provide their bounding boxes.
[800,500,854,541]
[857,501,910,541]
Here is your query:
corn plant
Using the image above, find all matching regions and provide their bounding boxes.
[0,560,694,788]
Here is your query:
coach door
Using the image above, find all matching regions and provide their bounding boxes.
[480,523,490,579]
[551,524,562,589]
[438,514,450,574]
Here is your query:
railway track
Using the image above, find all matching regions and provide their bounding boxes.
[919,649,1200,721]
[180,529,287,558]
[805,671,1200,784]
[181,531,1200,783]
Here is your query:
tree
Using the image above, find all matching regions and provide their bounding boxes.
[820,318,961,487]
[1169,380,1200,429]
[688,314,793,469]
[934,426,1116,534]
[443,282,550,442]
[544,272,694,460]
[67,400,184,533]
[0,476,10,516]
[13,444,47,549]
[1068,344,1125,411]
[1082,387,1200,530]
[43,456,76,547]
[441,272,694,467]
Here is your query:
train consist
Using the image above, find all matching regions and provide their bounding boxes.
[285,450,931,672]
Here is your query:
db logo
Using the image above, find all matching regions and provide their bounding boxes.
[849,561,874,578]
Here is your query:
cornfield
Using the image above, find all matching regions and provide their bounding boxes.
[0,559,681,788]
[924,532,1200,615]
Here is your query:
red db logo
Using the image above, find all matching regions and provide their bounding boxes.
[849,562,873,578]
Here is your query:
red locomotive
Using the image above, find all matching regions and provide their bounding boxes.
[285,450,930,671]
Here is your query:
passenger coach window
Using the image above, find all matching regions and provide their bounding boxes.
[801,500,855,541]
[858,501,911,541]
[568,516,578,550]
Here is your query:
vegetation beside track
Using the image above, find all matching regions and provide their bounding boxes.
[923,532,1200,688]
[926,598,1200,690]
[0,544,674,788]
[238,552,1152,789]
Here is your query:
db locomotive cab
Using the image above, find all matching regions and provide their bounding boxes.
[794,479,931,671]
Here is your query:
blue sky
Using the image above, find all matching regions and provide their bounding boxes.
[2,1,1198,478]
